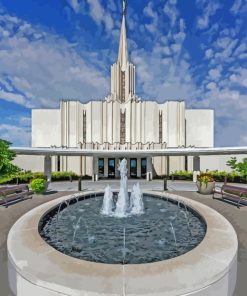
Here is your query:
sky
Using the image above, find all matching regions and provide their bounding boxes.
[0,0,246,147]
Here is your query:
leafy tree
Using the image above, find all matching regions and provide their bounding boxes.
[0,139,20,177]
[227,157,247,176]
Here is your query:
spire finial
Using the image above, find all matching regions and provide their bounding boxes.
[123,0,126,16]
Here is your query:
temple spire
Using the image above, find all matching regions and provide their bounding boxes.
[123,0,126,15]
[117,0,128,71]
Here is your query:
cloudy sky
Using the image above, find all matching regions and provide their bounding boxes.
[0,0,246,147]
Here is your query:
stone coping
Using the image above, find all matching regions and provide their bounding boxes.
[7,191,238,295]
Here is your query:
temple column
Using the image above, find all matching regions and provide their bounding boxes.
[44,155,52,185]
[166,156,170,176]
[146,157,152,181]
[137,158,141,178]
[193,156,200,182]
[104,157,108,178]
[92,156,99,181]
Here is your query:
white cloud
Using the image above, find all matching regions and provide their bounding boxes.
[214,39,238,60]
[107,0,117,12]
[86,0,114,31]
[163,0,179,28]
[230,0,243,15]
[66,0,114,31]
[196,1,221,30]
[233,43,247,56]
[0,90,26,105]
[206,82,217,90]
[197,70,247,146]
[0,123,31,146]
[208,67,221,80]
[131,45,197,102]
[66,0,81,13]
[205,48,213,59]
[144,2,158,33]
[0,13,109,108]
[229,68,247,88]
[19,116,31,127]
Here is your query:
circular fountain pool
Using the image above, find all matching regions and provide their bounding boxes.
[8,191,238,296]
[39,193,206,264]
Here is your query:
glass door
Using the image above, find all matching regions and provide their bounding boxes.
[98,158,104,177]
[108,158,115,178]
[130,158,137,178]
[141,158,147,178]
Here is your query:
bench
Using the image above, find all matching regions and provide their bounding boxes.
[213,184,247,208]
[0,185,33,208]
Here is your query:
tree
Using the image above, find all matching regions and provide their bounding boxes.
[0,139,20,177]
[226,157,247,176]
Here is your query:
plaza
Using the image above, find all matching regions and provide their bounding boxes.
[1,180,247,295]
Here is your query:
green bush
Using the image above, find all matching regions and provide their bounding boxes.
[30,178,47,193]
[171,170,193,180]
[165,170,247,183]
[51,171,78,181]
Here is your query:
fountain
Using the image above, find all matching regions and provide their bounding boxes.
[100,185,114,215]
[101,158,144,217]
[7,159,238,296]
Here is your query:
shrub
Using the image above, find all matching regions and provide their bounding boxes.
[51,171,78,181]
[30,178,46,193]
[170,170,193,180]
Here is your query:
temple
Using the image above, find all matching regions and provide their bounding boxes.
[15,0,214,179]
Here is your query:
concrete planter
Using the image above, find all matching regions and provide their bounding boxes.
[196,181,215,195]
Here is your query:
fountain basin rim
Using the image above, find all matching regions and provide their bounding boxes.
[7,190,238,296]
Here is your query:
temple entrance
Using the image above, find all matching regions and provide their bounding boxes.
[98,158,104,177]
[108,158,115,178]
[141,158,147,178]
[130,158,137,178]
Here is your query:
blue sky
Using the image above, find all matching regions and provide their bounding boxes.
[0,0,246,147]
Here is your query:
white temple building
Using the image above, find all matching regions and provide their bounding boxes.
[14,1,218,179]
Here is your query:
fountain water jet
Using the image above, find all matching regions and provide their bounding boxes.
[100,185,114,215]
[130,183,144,214]
[101,159,144,217]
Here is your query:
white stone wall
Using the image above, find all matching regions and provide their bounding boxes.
[25,100,216,176]
[13,155,44,172]
[185,109,214,148]
[200,154,247,172]
[32,109,61,147]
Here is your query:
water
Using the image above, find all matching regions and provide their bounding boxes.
[71,217,82,251]
[101,158,144,217]
[40,194,206,264]
[40,159,206,264]
[100,185,114,215]
[170,222,177,249]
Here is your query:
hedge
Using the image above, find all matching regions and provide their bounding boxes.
[0,171,91,184]
[167,170,247,183]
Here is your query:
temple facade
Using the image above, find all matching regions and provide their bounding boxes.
[22,1,214,179]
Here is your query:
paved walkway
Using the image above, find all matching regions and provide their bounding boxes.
[0,191,75,296]
[1,181,247,295]
[49,179,247,192]
[49,179,200,192]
